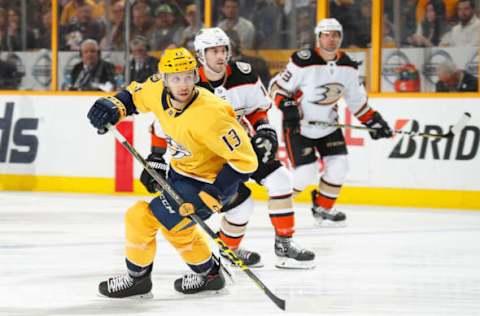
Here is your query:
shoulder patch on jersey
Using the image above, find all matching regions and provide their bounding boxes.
[235,61,252,74]
[297,49,311,60]
[225,61,258,88]
[150,73,162,82]
[291,49,324,67]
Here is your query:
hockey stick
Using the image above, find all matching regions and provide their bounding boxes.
[306,112,471,139]
[109,126,287,311]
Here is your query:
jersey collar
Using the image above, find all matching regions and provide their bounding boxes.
[161,87,199,117]
[198,64,233,83]
[315,48,343,63]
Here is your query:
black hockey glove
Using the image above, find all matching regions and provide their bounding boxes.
[251,124,279,163]
[363,111,393,140]
[278,97,300,130]
[87,97,123,131]
[140,154,168,193]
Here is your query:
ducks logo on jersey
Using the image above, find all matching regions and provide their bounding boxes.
[166,136,192,159]
[310,83,345,106]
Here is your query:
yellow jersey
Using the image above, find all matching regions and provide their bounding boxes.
[126,76,258,183]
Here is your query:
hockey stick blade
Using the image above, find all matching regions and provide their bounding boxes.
[447,112,471,138]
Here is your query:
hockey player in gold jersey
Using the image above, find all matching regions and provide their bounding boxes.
[87,47,257,298]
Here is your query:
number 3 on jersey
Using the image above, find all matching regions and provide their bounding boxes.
[222,128,242,151]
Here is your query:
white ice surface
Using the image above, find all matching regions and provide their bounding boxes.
[1,191,480,316]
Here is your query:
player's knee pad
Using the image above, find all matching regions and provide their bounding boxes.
[263,165,293,197]
[220,196,253,249]
[292,162,318,192]
[322,155,349,185]
[125,200,161,267]
[223,195,254,225]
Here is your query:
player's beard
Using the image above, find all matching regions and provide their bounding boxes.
[204,61,226,81]
[207,61,226,75]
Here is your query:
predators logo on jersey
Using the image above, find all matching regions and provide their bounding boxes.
[166,136,192,159]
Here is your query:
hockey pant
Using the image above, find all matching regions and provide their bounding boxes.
[125,169,238,275]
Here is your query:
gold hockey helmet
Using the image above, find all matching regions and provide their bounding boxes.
[158,48,197,74]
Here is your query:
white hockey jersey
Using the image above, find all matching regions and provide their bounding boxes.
[197,60,272,131]
[269,49,371,139]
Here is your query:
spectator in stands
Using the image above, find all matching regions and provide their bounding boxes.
[409,1,448,47]
[128,36,158,83]
[149,4,183,51]
[100,1,125,50]
[4,8,37,50]
[329,0,361,48]
[383,16,396,47]
[61,3,105,50]
[177,4,203,51]
[0,8,7,51]
[35,9,52,49]
[416,0,457,24]
[67,39,116,91]
[217,0,255,49]
[296,8,316,49]
[356,0,372,48]
[30,1,52,36]
[61,0,101,26]
[226,29,271,87]
[176,4,203,51]
[130,3,153,40]
[435,61,478,91]
[0,57,22,89]
[251,0,282,49]
[400,0,419,46]
[440,0,480,46]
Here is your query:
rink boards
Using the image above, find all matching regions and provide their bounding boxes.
[0,94,479,209]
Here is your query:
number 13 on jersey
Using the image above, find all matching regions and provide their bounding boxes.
[222,128,242,151]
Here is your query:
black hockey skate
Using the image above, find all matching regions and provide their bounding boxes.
[274,236,316,269]
[311,207,347,227]
[311,190,346,227]
[174,262,225,295]
[98,273,153,299]
[220,247,263,268]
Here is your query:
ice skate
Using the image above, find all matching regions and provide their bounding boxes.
[98,273,153,299]
[311,190,347,227]
[174,262,226,294]
[274,236,316,269]
[311,206,347,227]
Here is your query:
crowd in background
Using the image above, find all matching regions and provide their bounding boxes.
[0,0,479,91]
[1,0,480,51]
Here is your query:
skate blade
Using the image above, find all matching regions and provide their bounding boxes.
[275,257,316,270]
[175,288,229,297]
[96,292,154,299]
[314,219,347,228]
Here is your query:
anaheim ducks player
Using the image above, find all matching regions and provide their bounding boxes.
[269,18,393,226]
[194,27,315,269]
[87,48,257,298]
